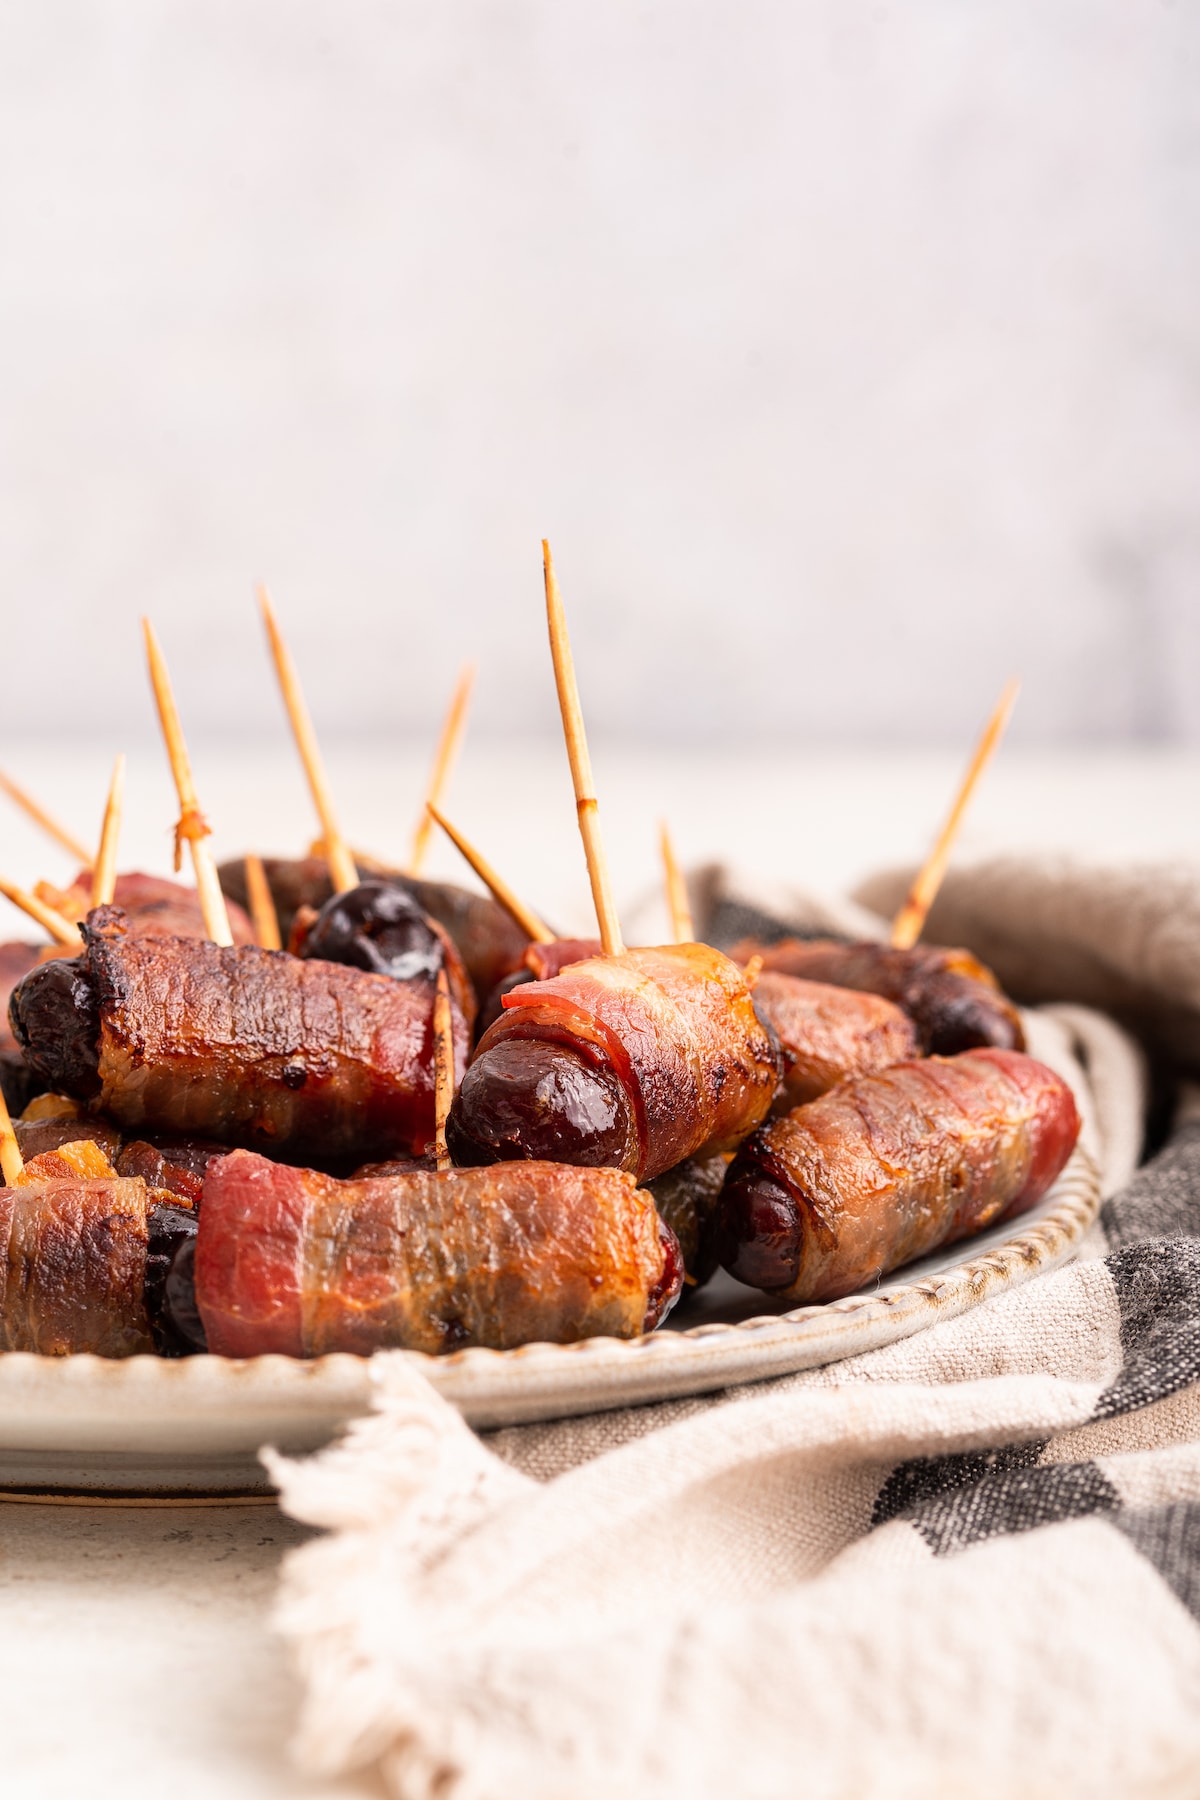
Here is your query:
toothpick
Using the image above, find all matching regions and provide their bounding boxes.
[0,1086,23,1186]
[243,853,282,951]
[0,877,79,947]
[659,820,694,943]
[92,753,125,908]
[890,678,1021,950]
[408,662,476,878]
[432,966,454,1172]
[542,541,624,956]
[257,585,359,895]
[427,803,553,945]
[142,619,234,947]
[0,769,92,868]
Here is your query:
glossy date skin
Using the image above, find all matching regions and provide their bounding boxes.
[300,882,476,1030]
[451,944,781,1183]
[717,1048,1080,1303]
[446,1036,635,1168]
[194,1149,681,1356]
[731,937,1025,1057]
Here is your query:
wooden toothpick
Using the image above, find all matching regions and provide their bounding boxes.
[432,966,454,1172]
[0,769,92,868]
[659,820,694,944]
[92,753,125,908]
[890,678,1021,950]
[427,803,553,945]
[408,662,476,877]
[0,876,82,947]
[243,853,282,950]
[0,1086,23,1187]
[142,620,234,947]
[542,541,624,956]
[257,585,359,895]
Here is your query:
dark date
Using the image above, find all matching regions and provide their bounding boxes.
[447,1038,634,1169]
[714,1168,804,1292]
[8,956,101,1097]
[301,882,445,983]
[144,1203,207,1355]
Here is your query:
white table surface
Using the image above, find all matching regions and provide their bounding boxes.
[2,743,1198,1799]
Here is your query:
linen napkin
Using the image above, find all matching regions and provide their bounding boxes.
[266,859,1200,1800]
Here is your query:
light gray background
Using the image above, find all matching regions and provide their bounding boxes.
[0,1,1198,755]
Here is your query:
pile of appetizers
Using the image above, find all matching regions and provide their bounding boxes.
[0,555,1077,1360]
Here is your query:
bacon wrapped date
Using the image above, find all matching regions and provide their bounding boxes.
[0,1169,202,1356]
[717,1047,1080,1304]
[750,970,918,1111]
[8,905,469,1168]
[448,943,781,1182]
[0,1176,157,1355]
[193,1148,681,1356]
[731,937,1025,1056]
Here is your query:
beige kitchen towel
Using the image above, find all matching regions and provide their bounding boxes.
[265,862,1200,1800]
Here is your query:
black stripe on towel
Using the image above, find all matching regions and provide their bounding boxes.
[1094,1241,1200,1420]
[1113,1502,1200,1624]
[872,1442,1046,1527]
[1102,1122,1200,1248]
[875,1455,1121,1556]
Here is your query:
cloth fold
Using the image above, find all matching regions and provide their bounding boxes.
[267,858,1200,1800]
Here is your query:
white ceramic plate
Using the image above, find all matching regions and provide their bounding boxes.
[0,1146,1099,1496]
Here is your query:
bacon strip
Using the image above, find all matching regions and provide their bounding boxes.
[718,1048,1079,1304]
[751,970,919,1109]
[195,1149,677,1356]
[0,1176,154,1355]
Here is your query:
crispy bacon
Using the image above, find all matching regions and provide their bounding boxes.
[0,1176,155,1355]
[718,1048,1080,1303]
[450,943,781,1182]
[732,937,1025,1056]
[195,1148,680,1356]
